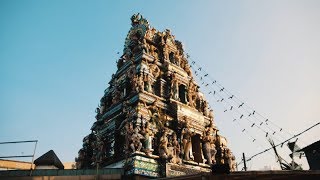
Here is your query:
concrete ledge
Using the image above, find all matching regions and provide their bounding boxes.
[0,168,123,177]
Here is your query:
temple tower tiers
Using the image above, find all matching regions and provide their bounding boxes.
[76,13,236,178]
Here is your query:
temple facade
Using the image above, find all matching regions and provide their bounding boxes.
[76,13,236,178]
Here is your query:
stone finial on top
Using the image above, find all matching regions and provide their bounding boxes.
[131,13,149,27]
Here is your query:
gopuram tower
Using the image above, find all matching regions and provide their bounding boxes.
[76,14,236,178]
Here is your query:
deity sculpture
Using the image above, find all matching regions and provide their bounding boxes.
[130,74,139,93]
[173,52,181,66]
[143,72,153,93]
[163,44,169,61]
[138,74,144,92]
[202,100,209,117]
[149,45,159,61]
[144,99,160,126]
[228,150,237,171]
[150,64,160,79]
[138,38,149,54]
[124,122,134,153]
[142,122,154,156]
[99,97,106,115]
[145,28,153,40]
[171,78,179,100]
[124,48,133,62]
[184,64,192,76]
[170,133,182,164]
[95,107,101,120]
[159,129,170,159]
[208,109,214,120]
[112,86,122,104]
[187,81,198,108]
[130,126,144,152]
[181,122,195,161]
[202,128,217,165]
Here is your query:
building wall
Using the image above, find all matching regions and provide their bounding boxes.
[0,160,34,170]
[35,165,58,169]
[63,162,76,169]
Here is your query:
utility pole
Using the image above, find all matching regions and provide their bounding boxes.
[242,153,247,171]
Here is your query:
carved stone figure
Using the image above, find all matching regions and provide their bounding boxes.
[229,150,236,171]
[187,81,198,108]
[160,31,170,61]
[140,38,149,54]
[130,74,139,93]
[138,74,144,92]
[150,64,160,79]
[215,134,228,164]
[170,133,182,164]
[202,128,217,165]
[159,129,170,159]
[144,99,160,124]
[171,79,179,100]
[99,97,106,114]
[202,100,209,116]
[209,109,214,120]
[181,122,195,161]
[123,47,133,63]
[95,107,101,120]
[124,122,134,153]
[184,64,192,76]
[130,13,149,27]
[142,122,154,156]
[163,44,169,61]
[149,45,158,61]
[143,72,153,93]
[145,28,153,40]
[173,52,181,66]
[130,126,144,152]
[112,87,121,104]
[222,148,235,170]
[122,100,134,120]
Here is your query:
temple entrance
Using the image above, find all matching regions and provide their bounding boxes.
[191,134,203,163]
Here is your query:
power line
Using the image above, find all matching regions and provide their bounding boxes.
[245,122,320,162]
[186,55,319,167]
[189,57,292,143]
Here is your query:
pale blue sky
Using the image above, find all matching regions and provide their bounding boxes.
[1,0,319,170]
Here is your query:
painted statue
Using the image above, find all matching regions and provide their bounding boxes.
[130,125,144,152]
[202,128,217,165]
[181,122,195,161]
[142,122,154,156]
[159,129,170,159]
[170,133,182,164]
[171,79,179,100]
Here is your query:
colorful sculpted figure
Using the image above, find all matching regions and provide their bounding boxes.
[170,133,182,164]
[181,123,195,161]
[142,122,154,156]
[130,126,144,152]
[159,129,170,159]
[202,128,217,165]
[171,79,179,100]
